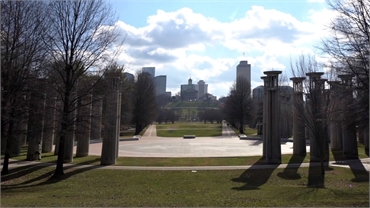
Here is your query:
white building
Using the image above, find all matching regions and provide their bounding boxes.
[197,80,208,99]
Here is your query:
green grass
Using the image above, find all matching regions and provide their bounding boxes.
[156,122,222,137]
[230,125,259,136]
[1,165,368,207]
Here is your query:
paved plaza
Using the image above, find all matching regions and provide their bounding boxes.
[86,123,311,158]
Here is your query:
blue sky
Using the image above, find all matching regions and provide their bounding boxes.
[107,0,334,98]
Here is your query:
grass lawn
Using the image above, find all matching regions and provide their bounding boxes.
[156,122,222,137]
[1,164,368,207]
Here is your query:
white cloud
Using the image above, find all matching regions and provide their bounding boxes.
[113,5,331,97]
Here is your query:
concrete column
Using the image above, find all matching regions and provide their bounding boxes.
[76,94,93,157]
[263,71,282,164]
[261,76,268,158]
[42,96,57,153]
[116,90,122,159]
[290,77,306,156]
[362,127,369,156]
[90,95,103,140]
[101,77,121,165]
[306,72,329,162]
[63,92,77,163]
[338,74,358,159]
[327,81,342,150]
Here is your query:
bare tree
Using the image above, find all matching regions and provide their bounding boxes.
[319,0,369,129]
[223,77,253,134]
[132,72,158,135]
[43,0,122,178]
[290,55,331,180]
[1,1,48,174]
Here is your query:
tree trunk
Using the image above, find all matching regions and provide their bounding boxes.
[1,118,14,175]
[239,119,244,134]
[52,89,70,178]
[135,122,142,135]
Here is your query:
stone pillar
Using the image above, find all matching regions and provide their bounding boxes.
[338,74,358,159]
[63,92,77,163]
[263,71,282,164]
[90,95,103,140]
[290,77,306,156]
[76,94,93,157]
[327,81,342,150]
[101,77,121,165]
[306,72,329,162]
[362,127,369,156]
[116,90,122,159]
[42,96,57,153]
[261,76,268,158]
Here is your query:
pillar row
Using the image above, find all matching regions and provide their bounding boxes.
[327,81,342,150]
[76,94,92,157]
[338,74,358,159]
[306,72,329,162]
[290,77,306,156]
[101,77,121,165]
[263,71,282,164]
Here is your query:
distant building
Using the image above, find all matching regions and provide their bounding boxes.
[279,86,293,138]
[181,78,198,101]
[166,91,171,98]
[142,67,155,77]
[197,80,208,100]
[236,61,251,81]
[123,72,134,82]
[252,86,264,101]
[236,60,251,92]
[154,75,167,96]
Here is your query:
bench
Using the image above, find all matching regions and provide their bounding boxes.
[119,135,141,141]
[183,135,196,139]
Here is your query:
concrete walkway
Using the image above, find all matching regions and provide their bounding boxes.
[3,123,369,172]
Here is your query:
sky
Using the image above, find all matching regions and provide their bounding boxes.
[107,0,335,98]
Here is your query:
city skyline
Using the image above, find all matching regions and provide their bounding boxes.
[107,0,333,98]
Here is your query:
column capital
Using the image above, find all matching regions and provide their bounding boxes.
[306,72,324,78]
[290,77,306,93]
[290,77,306,83]
[338,74,354,80]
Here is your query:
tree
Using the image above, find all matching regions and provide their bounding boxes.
[1,1,48,174]
[223,77,253,134]
[320,0,369,130]
[132,72,158,134]
[290,55,331,181]
[43,0,121,178]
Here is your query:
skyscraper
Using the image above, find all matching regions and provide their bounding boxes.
[154,75,167,96]
[236,60,251,93]
[236,61,251,82]
[142,67,155,77]
[197,80,208,99]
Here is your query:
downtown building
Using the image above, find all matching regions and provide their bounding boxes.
[236,60,252,93]
[142,66,167,96]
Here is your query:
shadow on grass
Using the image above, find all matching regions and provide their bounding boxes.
[331,149,369,183]
[231,157,279,190]
[1,163,52,183]
[277,154,306,180]
[307,159,329,188]
[1,157,103,190]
